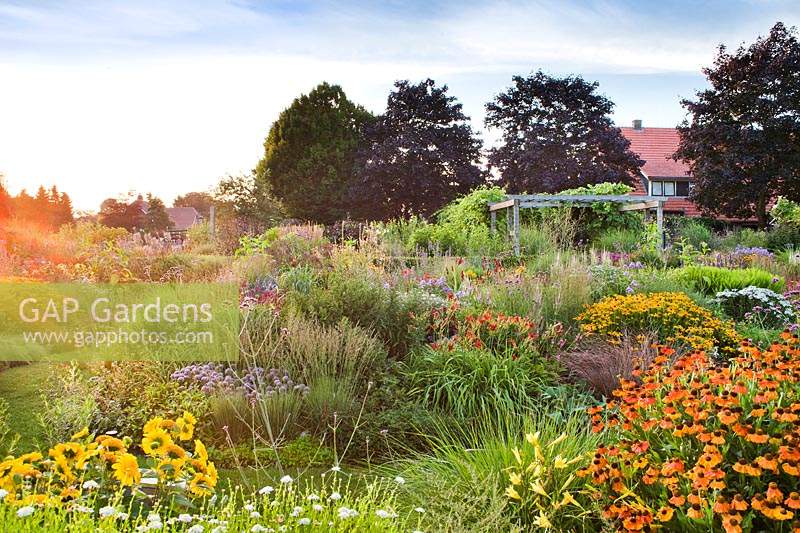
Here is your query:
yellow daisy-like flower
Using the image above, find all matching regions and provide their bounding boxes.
[112,453,141,486]
[193,439,208,463]
[141,428,173,456]
[175,414,195,441]
[71,427,89,440]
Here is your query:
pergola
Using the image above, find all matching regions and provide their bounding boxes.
[488,194,665,256]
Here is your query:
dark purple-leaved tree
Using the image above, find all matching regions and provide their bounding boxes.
[674,22,800,227]
[485,72,642,193]
[353,79,484,220]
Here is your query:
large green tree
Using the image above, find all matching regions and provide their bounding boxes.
[353,79,484,220]
[485,72,642,193]
[144,194,173,234]
[174,191,214,219]
[256,83,372,224]
[675,22,800,227]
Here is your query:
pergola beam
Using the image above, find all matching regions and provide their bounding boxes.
[619,200,660,212]
[488,194,666,256]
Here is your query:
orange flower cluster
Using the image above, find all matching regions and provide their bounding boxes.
[577,292,740,357]
[580,335,800,532]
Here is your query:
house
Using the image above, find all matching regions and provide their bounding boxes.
[165,207,203,241]
[128,195,203,240]
[619,120,702,217]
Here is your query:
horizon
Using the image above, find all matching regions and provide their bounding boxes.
[2,1,800,212]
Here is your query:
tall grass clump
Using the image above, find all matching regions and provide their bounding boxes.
[404,344,558,420]
[391,410,601,532]
[677,265,785,294]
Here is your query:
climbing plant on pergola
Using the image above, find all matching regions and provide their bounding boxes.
[488,194,665,256]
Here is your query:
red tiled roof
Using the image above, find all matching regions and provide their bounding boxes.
[619,127,691,179]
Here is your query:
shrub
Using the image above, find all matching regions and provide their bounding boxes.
[765,224,800,251]
[676,219,718,250]
[677,265,785,295]
[577,292,740,357]
[719,227,769,250]
[285,270,428,357]
[581,339,800,532]
[715,286,795,329]
[770,196,800,226]
[561,333,660,398]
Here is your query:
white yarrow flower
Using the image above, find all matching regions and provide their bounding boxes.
[187,525,205,533]
[82,480,99,490]
[178,513,194,523]
[0,488,8,500]
[298,517,311,526]
[394,476,405,485]
[280,475,293,484]
[16,505,35,518]
[328,491,341,501]
[312,504,323,512]
[337,507,358,519]
[258,485,274,495]
[244,504,255,512]
[414,507,426,513]
[99,506,117,519]
[250,511,262,519]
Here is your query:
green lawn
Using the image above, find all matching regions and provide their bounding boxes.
[0,362,54,451]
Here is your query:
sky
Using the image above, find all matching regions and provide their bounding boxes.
[1,1,799,212]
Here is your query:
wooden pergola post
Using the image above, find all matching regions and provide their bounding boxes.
[490,210,496,235]
[656,200,664,249]
[512,198,521,257]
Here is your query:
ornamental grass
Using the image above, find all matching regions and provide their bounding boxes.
[580,334,800,532]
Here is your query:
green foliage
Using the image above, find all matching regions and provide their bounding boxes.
[0,397,19,456]
[37,363,97,447]
[764,224,800,251]
[675,218,717,250]
[436,185,508,229]
[279,434,336,468]
[405,345,559,420]
[130,253,227,282]
[392,410,600,532]
[284,269,428,357]
[256,82,372,223]
[557,182,644,241]
[677,265,785,295]
[143,194,173,234]
[771,196,800,226]
[594,227,642,253]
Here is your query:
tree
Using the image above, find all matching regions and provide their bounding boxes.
[0,175,10,222]
[98,198,132,229]
[174,192,214,219]
[256,82,372,224]
[353,79,484,219]
[675,22,800,227]
[143,194,173,234]
[485,71,642,193]
[215,173,284,226]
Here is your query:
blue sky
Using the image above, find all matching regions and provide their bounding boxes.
[1,0,799,211]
